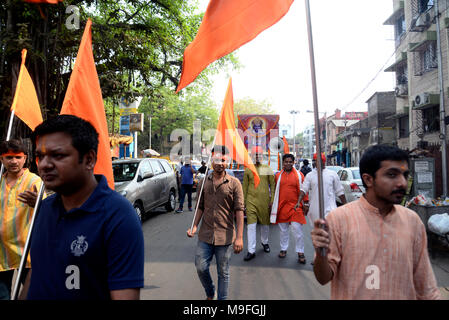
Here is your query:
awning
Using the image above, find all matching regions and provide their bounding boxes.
[386,107,409,120]
[383,1,404,25]
[384,52,407,72]
[409,31,436,52]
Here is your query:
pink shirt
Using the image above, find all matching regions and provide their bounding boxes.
[326,196,441,300]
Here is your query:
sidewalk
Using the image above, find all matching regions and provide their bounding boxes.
[429,245,449,299]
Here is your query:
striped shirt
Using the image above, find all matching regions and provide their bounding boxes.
[0,169,44,271]
[326,195,441,300]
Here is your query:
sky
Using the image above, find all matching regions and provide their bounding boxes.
[197,0,397,134]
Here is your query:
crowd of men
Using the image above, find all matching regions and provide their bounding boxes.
[187,143,441,300]
[0,114,442,300]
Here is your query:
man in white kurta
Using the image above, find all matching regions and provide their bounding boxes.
[297,153,346,223]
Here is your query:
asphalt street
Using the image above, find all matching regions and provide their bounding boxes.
[140,198,449,300]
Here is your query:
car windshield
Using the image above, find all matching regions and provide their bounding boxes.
[351,169,361,179]
[113,162,139,182]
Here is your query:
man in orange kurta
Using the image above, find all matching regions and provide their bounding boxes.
[273,154,308,264]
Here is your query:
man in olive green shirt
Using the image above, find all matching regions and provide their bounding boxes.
[243,146,275,261]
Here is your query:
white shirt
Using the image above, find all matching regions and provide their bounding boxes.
[301,168,344,223]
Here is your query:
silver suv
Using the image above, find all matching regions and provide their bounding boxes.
[113,158,178,221]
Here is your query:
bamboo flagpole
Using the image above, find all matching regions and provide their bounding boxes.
[11,182,45,300]
[190,134,217,233]
[304,0,326,256]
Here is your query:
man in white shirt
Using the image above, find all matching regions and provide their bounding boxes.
[296,153,347,223]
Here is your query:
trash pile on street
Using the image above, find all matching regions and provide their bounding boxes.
[406,194,449,207]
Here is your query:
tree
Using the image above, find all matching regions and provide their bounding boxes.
[0,0,238,140]
[233,96,274,124]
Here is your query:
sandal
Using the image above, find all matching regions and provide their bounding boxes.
[298,253,306,264]
[278,250,287,258]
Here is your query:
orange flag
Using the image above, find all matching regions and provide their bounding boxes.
[176,0,294,92]
[60,19,114,189]
[216,78,260,188]
[282,135,290,154]
[10,49,43,131]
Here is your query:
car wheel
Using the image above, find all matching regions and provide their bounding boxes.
[134,202,144,222]
[165,190,176,212]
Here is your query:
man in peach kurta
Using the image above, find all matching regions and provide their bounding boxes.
[272,154,308,264]
[311,145,440,300]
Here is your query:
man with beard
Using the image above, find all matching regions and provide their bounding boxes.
[310,144,441,299]
[187,145,244,300]
[0,139,44,300]
[242,146,275,261]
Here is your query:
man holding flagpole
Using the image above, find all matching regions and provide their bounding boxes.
[0,139,43,300]
[187,146,244,300]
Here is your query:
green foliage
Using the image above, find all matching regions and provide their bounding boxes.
[0,0,238,140]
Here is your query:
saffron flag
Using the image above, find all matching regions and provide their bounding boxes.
[10,49,43,131]
[216,78,260,188]
[176,0,294,92]
[282,136,289,154]
[60,19,114,189]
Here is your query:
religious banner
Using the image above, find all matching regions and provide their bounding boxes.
[237,114,280,153]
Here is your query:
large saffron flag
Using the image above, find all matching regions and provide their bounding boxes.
[216,78,260,188]
[282,136,290,154]
[10,49,43,131]
[60,19,114,189]
[176,0,294,92]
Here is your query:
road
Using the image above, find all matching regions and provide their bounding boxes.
[140,198,449,300]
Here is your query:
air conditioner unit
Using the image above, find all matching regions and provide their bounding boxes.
[415,11,433,27]
[395,84,408,96]
[414,93,429,107]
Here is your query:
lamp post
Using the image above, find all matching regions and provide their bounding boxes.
[289,110,300,156]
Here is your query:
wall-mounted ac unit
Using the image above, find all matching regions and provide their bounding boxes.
[395,84,408,96]
[415,11,434,28]
[414,93,430,107]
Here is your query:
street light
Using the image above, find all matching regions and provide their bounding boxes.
[289,110,300,156]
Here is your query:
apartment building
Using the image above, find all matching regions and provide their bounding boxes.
[384,0,449,149]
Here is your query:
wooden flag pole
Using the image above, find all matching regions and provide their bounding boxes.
[190,134,217,233]
[11,182,45,300]
[305,0,326,256]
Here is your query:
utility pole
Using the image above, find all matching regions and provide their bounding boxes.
[435,0,448,197]
[289,110,300,156]
[148,115,152,149]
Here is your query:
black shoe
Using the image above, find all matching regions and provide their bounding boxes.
[261,243,270,253]
[243,252,256,261]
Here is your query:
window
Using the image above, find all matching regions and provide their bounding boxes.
[149,159,164,175]
[399,116,410,138]
[422,105,440,133]
[396,64,408,86]
[419,0,434,13]
[395,15,406,46]
[139,160,153,176]
[413,41,437,75]
[160,160,173,173]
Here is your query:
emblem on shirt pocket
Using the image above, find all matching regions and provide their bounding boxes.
[70,235,88,257]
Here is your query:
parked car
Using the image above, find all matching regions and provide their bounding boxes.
[337,167,365,204]
[326,165,344,174]
[113,158,178,222]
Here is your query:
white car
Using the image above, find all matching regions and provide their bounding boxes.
[337,167,365,203]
